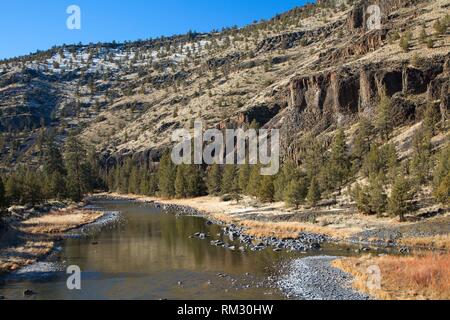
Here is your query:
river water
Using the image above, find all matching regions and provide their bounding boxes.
[0,200,358,300]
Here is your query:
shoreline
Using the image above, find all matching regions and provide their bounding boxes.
[0,205,116,276]
[89,193,450,252]
[89,193,450,300]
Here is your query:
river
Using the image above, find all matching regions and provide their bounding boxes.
[0,200,360,300]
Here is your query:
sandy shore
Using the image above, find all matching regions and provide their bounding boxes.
[0,208,104,274]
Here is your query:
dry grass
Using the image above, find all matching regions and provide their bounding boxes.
[333,253,450,300]
[236,220,351,239]
[399,235,450,251]
[19,209,104,234]
[0,241,54,274]
[0,209,104,274]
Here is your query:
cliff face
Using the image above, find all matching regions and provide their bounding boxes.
[0,0,449,168]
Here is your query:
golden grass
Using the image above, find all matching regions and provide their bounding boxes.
[0,209,104,274]
[232,219,351,239]
[333,253,450,300]
[0,241,54,274]
[19,209,104,234]
[399,234,450,251]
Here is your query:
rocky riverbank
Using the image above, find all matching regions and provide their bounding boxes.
[89,193,450,253]
[278,256,370,300]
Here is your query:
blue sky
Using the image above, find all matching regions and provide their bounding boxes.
[0,0,308,60]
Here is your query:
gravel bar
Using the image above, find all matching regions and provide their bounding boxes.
[278,256,371,300]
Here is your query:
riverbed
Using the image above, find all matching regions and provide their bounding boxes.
[0,200,364,300]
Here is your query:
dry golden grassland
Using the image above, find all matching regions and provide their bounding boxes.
[333,253,450,300]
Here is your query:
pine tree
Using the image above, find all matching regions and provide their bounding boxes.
[43,132,65,176]
[64,133,92,201]
[175,165,188,198]
[206,164,222,195]
[328,128,350,190]
[185,165,205,197]
[247,165,261,197]
[423,103,440,135]
[238,163,251,194]
[128,165,141,194]
[274,162,297,201]
[221,165,236,194]
[307,177,321,206]
[352,182,371,214]
[389,175,415,222]
[410,129,432,184]
[22,169,43,206]
[352,117,373,170]
[376,92,393,141]
[367,173,387,216]
[158,151,176,198]
[302,134,326,180]
[5,174,21,205]
[45,171,66,200]
[258,175,274,203]
[284,178,308,209]
[433,145,450,204]
[230,174,243,203]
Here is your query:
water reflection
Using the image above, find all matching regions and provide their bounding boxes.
[0,200,353,300]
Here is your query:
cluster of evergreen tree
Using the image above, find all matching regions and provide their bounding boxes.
[0,131,101,210]
[350,97,448,221]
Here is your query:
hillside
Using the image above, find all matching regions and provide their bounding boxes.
[0,0,447,166]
